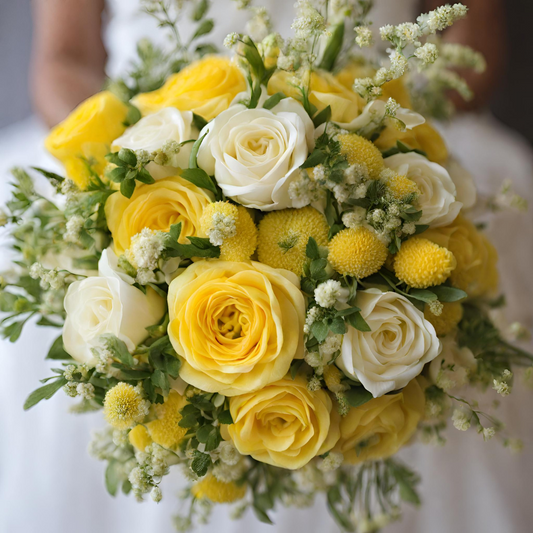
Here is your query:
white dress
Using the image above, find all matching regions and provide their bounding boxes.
[1,1,533,532]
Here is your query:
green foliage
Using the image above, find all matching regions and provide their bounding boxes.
[23,377,67,410]
[163,222,220,259]
[105,148,155,198]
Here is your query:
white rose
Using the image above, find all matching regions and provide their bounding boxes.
[337,288,441,397]
[446,157,477,209]
[428,336,477,391]
[112,108,196,179]
[385,152,461,227]
[62,249,166,365]
[196,98,314,210]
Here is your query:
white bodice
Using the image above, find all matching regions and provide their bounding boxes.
[103,0,419,78]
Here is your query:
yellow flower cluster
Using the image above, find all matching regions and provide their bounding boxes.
[386,173,420,200]
[103,383,148,430]
[394,237,457,289]
[424,301,464,336]
[257,207,329,276]
[192,474,246,503]
[337,133,384,179]
[328,227,388,279]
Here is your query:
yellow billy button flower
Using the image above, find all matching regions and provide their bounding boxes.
[328,227,388,279]
[167,261,306,396]
[424,301,464,336]
[394,237,457,289]
[386,173,420,200]
[423,216,499,297]
[191,474,246,503]
[337,133,385,180]
[45,91,129,189]
[128,390,188,452]
[334,379,425,464]
[223,376,340,469]
[132,56,247,121]
[323,365,349,394]
[104,383,149,430]
[257,207,329,276]
[200,202,258,262]
[105,176,212,256]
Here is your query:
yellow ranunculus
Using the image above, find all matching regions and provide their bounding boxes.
[45,91,129,188]
[224,376,340,469]
[267,69,365,128]
[335,379,425,464]
[105,176,212,255]
[167,261,306,396]
[424,215,499,297]
[132,56,247,121]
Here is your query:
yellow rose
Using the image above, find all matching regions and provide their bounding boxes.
[224,376,340,469]
[167,261,306,396]
[267,69,365,128]
[335,379,425,464]
[424,215,499,297]
[105,176,212,255]
[132,56,247,121]
[45,91,129,188]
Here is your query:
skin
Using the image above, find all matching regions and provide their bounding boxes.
[31,0,505,127]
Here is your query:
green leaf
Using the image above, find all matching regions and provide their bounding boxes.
[3,320,25,342]
[306,236,320,260]
[300,149,326,169]
[263,92,287,110]
[253,505,273,525]
[336,307,361,317]
[30,166,64,183]
[195,43,218,56]
[329,316,347,335]
[344,386,373,408]
[46,335,72,360]
[117,147,137,167]
[105,460,121,496]
[179,413,198,428]
[218,409,234,425]
[191,451,211,477]
[102,335,135,367]
[120,178,136,198]
[196,424,214,443]
[180,168,217,195]
[413,224,430,235]
[312,105,332,128]
[310,258,328,279]
[290,359,304,380]
[151,369,170,397]
[311,321,329,343]
[136,167,155,184]
[192,113,208,131]
[327,487,355,532]
[398,481,421,505]
[408,289,438,303]
[192,18,214,40]
[189,131,208,168]
[106,166,127,183]
[0,291,17,312]
[205,428,222,451]
[345,311,371,332]
[241,36,266,81]
[431,285,468,302]
[23,377,67,410]
[191,0,209,21]
[318,22,345,71]
[124,104,142,127]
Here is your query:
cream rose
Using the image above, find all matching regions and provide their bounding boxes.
[428,335,477,392]
[385,152,461,227]
[63,249,166,365]
[224,376,339,469]
[112,108,196,179]
[167,260,306,396]
[337,288,441,397]
[446,157,477,209]
[196,98,314,210]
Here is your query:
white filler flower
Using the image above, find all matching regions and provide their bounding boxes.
[197,98,314,210]
[337,288,441,397]
[62,249,166,365]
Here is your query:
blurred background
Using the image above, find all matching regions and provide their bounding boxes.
[1,0,532,143]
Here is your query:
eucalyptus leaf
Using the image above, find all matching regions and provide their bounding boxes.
[23,377,67,410]
[344,386,373,408]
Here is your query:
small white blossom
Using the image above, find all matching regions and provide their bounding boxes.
[224,32,239,49]
[246,7,272,41]
[314,280,342,309]
[415,42,439,68]
[127,228,165,271]
[396,22,421,45]
[452,409,471,431]
[319,334,342,359]
[379,24,395,41]
[355,26,373,48]
[291,1,327,38]
[385,97,401,117]
[389,50,409,78]
[29,262,45,280]
[428,300,444,316]
[418,4,468,34]
[151,486,163,502]
[342,207,367,229]
[318,452,344,472]
[64,215,85,243]
[218,441,240,466]
[76,382,95,400]
[482,427,496,441]
[304,306,323,334]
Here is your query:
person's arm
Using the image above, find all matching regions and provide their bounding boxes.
[31,0,107,127]
[422,0,507,110]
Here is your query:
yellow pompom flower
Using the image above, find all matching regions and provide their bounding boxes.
[45,91,129,188]
[128,391,188,452]
[337,133,384,180]
[132,56,246,121]
[200,202,258,262]
[191,474,246,503]
[424,301,464,336]
[104,383,149,430]
[394,237,457,289]
[257,207,329,276]
[386,173,420,200]
[423,216,499,297]
[323,365,348,394]
[328,227,388,279]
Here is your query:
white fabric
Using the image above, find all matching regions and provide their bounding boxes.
[2,1,533,532]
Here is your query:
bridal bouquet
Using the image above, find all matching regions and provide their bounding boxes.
[1,1,531,531]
